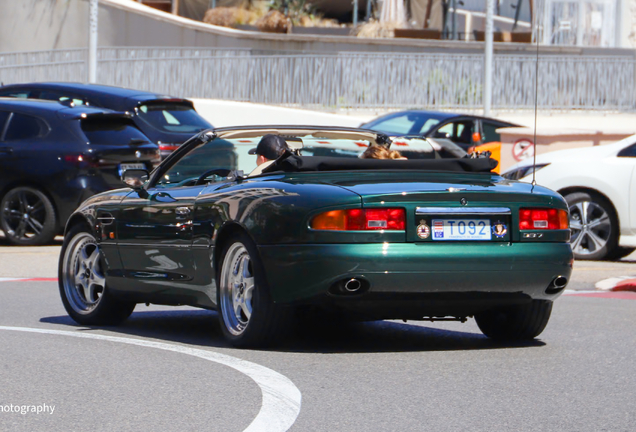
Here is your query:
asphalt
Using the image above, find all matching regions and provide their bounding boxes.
[0,279,635,432]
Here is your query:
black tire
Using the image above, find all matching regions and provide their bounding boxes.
[606,247,636,261]
[475,300,553,341]
[565,191,618,261]
[216,232,293,348]
[58,224,135,325]
[0,186,57,246]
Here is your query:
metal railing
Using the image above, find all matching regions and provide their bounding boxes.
[1,47,634,111]
[0,49,87,84]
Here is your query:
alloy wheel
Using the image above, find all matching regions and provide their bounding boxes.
[219,242,255,336]
[62,232,107,314]
[2,189,48,241]
[569,200,611,256]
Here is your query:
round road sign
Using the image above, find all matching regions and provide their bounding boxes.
[512,139,535,162]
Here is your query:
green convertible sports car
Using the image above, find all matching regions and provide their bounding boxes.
[58,126,573,347]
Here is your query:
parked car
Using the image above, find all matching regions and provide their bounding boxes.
[0,97,160,246]
[360,110,519,151]
[58,126,572,348]
[0,82,212,158]
[503,134,636,261]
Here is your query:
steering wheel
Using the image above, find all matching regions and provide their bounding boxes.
[195,169,231,186]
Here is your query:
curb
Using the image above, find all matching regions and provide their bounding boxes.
[595,276,636,292]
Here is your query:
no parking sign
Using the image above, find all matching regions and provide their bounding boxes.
[512,139,535,161]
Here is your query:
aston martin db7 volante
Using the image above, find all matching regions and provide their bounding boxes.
[58,126,573,347]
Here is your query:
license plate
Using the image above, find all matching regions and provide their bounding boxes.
[118,163,146,176]
[432,219,491,241]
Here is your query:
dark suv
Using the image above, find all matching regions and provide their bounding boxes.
[0,83,212,158]
[0,98,160,245]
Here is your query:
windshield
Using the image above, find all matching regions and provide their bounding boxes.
[364,112,448,136]
[136,103,211,134]
[224,134,444,173]
[156,139,237,187]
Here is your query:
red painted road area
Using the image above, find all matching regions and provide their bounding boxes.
[17,278,58,282]
[613,278,636,292]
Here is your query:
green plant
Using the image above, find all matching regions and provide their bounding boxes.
[268,0,317,25]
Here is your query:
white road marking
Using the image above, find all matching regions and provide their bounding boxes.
[0,326,301,432]
[563,290,601,295]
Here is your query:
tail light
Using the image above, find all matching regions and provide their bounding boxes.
[63,154,102,168]
[519,208,569,230]
[159,143,180,153]
[311,208,405,231]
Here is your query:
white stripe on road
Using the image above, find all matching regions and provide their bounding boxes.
[0,326,301,432]
[563,290,601,295]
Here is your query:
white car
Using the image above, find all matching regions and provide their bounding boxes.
[503,134,636,260]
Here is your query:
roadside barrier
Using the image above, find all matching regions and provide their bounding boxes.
[1,47,634,111]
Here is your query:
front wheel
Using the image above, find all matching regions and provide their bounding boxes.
[475,300,553,341]
[59,225,135,325]
[216,232,292,347]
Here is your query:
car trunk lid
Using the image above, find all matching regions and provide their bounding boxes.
[321,171,565,243]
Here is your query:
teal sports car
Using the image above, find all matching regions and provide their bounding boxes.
[58,126,573,347]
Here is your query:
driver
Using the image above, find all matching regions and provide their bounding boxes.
[248,134,290,166]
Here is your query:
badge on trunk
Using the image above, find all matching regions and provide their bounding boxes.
[417,220,430,239]
[492,221,507,238]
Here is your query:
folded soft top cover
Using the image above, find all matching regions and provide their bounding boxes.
[263,155,498,174]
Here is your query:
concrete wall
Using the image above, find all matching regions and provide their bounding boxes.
[0,0,91,52]
[2,0,635,57]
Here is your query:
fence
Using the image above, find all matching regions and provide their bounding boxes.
[1,47,634,111]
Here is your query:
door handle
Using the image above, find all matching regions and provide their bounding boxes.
[175,207,191,216]
[152,192,177,203]
[0,147,13,155]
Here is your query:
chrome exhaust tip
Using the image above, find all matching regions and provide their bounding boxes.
[344,278,363,292]
[328,277,370,296]
[553,276,568,289]
[546,275,568,294]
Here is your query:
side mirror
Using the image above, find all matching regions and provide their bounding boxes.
[122,169,149,190]
[433,131,450,139]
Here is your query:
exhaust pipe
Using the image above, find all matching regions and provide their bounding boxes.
[552,276,568,289]
[328,277,370,296]
[546,275,568,294]
[344,278,362,292]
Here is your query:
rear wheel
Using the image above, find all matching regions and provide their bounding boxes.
[475,300,552,341]
[216,232,292,347]
[565,191,618,261]
[0,186,57,245]
[59,225,135,325]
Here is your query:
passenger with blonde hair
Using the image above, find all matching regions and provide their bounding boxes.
[360,145,406,160]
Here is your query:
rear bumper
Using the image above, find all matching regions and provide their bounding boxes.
[258,242,572,316]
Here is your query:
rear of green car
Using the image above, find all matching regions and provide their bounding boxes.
[256,170,572,340]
